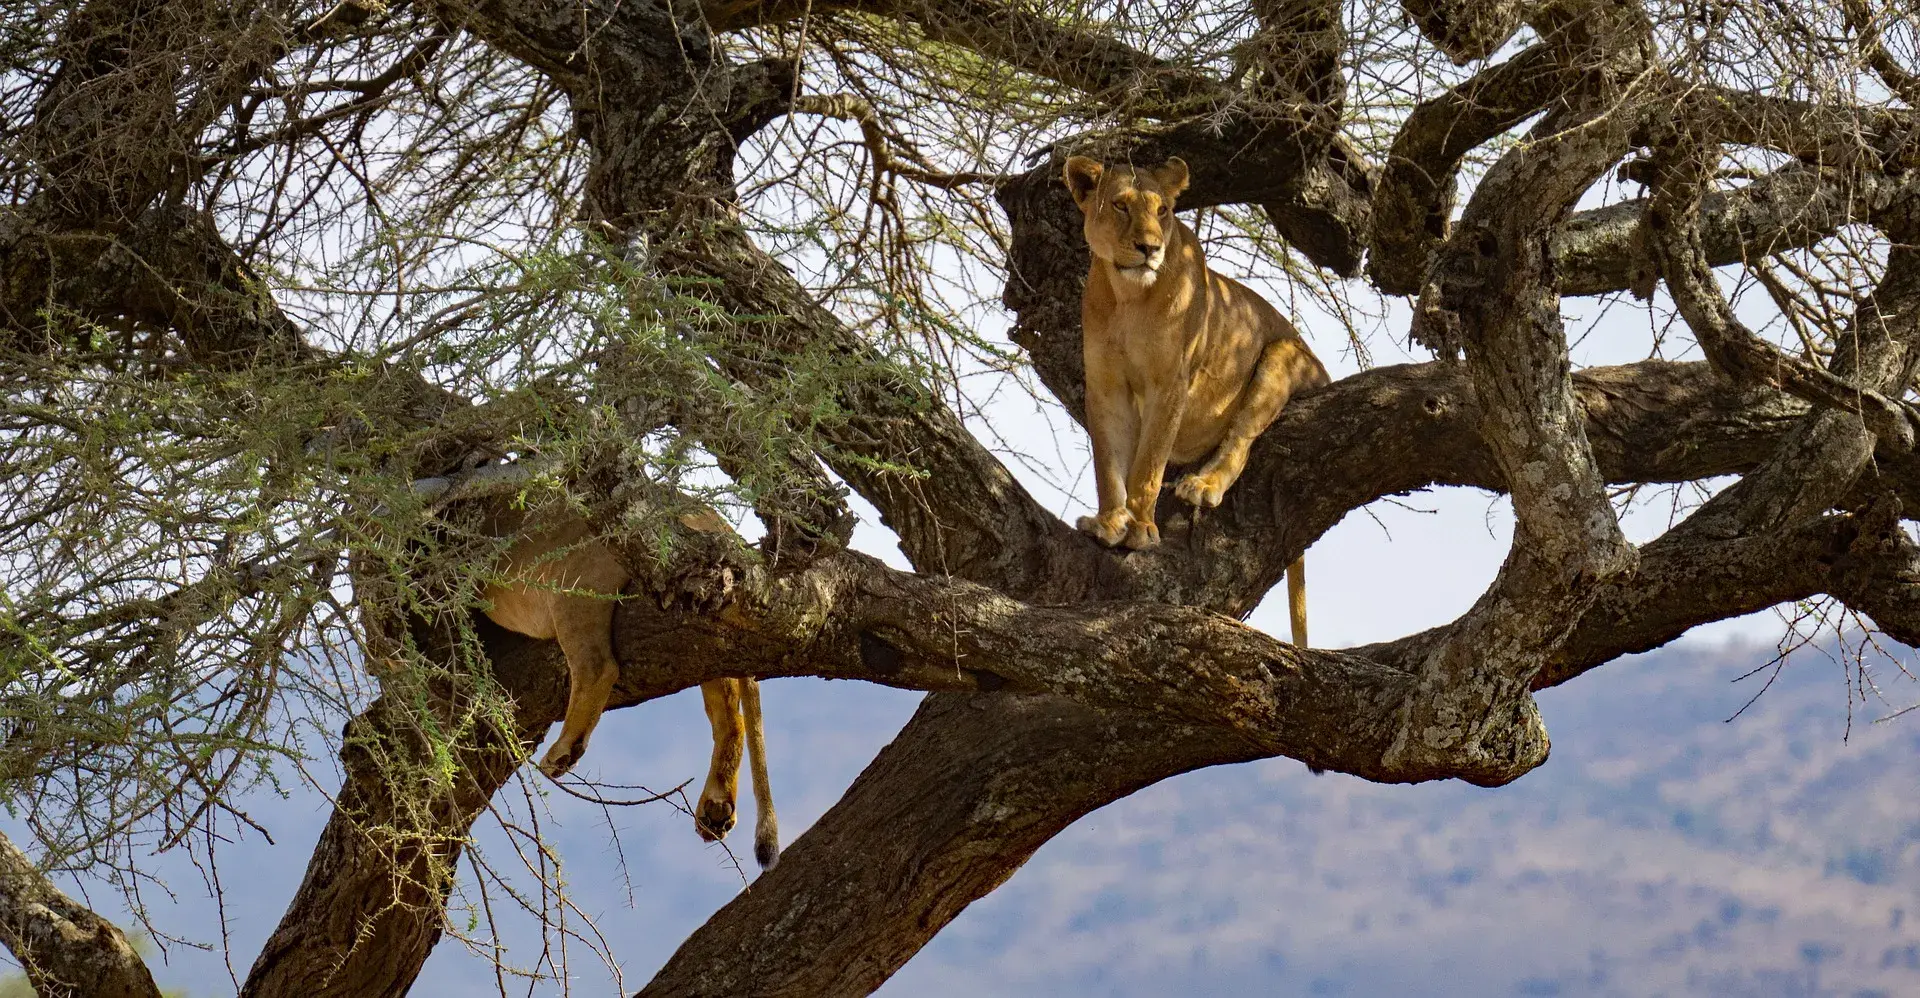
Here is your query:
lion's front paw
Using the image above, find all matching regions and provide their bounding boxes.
[1122,517,1160,550]
[695,794,737,842]
[1076,510,1131,547]
[1175,472,1227,509]
[538,738,586,779]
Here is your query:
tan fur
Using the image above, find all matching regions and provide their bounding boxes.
[480,507,781,866]
[1064,154,1327,646]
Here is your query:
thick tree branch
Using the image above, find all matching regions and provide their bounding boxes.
[0,832,161,998]
[600,547,1443,778]
[638,692,1257,996]
[243,628,563,998]
[1556,165,1920,298]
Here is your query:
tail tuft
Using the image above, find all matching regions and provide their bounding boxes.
[755,830,780,870]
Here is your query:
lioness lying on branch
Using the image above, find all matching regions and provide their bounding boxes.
[483,507,781,868]
[1065,154,1328,646]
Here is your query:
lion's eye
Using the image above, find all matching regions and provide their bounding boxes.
[1160,203,1172,216]
[1112,201,1128,215]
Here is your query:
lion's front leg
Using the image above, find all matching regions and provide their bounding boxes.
[540,595,620,778]
[696,679,746,842]
[1122,389,1186,550]
[1078,359,1138,547]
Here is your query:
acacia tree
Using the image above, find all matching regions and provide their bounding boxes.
[3,0,1920,993]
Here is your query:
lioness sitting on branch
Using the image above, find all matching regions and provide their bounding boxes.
[1064,154,1327,646]
[482,507,781,868]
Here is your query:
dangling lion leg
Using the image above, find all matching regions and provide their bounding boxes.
[695,679,745,843]
[540,596,619,778]
[1286,555,1308,648]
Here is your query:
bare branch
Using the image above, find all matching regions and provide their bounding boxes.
[1646,141,1920,458]
[1556,165,1920,298]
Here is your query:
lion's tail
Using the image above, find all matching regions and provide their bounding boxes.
[1287,556,1308,649]
[740,678,780,869]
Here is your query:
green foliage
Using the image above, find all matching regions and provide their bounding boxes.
[0,230,879,872]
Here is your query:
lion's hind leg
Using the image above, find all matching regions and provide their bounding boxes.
[1176,337,1323,509]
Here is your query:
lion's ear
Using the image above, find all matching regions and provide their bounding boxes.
[1063,156,1104,207]
[1154,157,1189,202]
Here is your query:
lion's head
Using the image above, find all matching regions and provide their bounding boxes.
[1062,155,1190,286]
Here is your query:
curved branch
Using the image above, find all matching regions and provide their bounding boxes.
[1389,0,1653,778]
[1369,43,1561,294]
[1418,105,1639,574]
[1840,0,1920,109]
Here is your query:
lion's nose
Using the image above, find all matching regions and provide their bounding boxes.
[1136,241,1161,257]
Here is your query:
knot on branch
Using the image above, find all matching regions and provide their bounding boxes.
[1385,687,1551,787]
[723,57,800,144]
[617,510,750,616]
[1461,694,1552,788]
[1410,285,1465,358]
